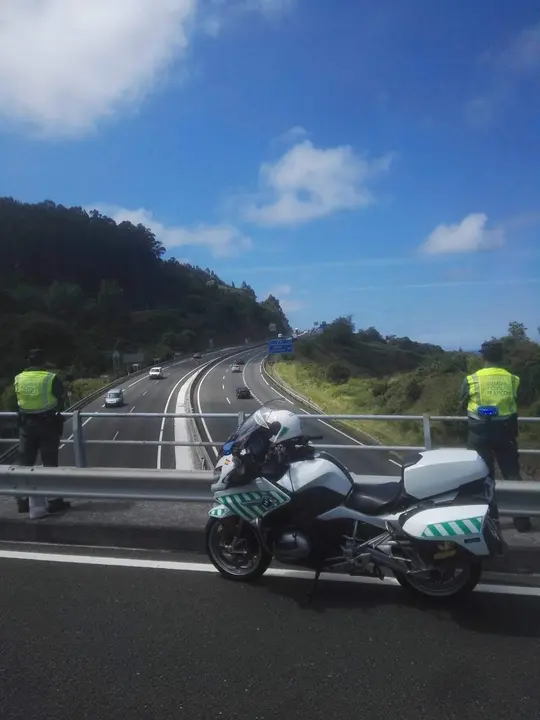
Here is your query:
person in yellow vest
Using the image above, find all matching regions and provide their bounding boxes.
[14,349,71,519]
[460,339,530,532]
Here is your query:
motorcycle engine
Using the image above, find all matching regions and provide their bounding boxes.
[274,530,311,561]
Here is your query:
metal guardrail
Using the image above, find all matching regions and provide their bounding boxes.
[0,411,538,460]
[0,465,537,517]
[0,410,540,455]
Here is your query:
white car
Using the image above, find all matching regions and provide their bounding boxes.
[149,366,164,379]
[231,363,242,373]
[105,389,124,407]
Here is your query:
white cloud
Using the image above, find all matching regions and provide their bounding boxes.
[94,205,251,258]
[243,139,392,226]
[266,283,303,312]
[420,213,505,255]
[0,0,196,137]
[0,0,297,137]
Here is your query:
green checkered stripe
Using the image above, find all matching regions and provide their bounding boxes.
[422,516,483,538]
[218,488,290,522]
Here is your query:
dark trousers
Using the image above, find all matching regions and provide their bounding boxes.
[17,417,63,509]
[19,424,60,467]
[467,418,525,523]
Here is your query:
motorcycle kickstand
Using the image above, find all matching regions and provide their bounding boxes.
[303,569,321,606]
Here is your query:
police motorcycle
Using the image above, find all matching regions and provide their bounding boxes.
[206,400,503,600]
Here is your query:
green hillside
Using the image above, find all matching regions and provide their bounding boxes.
[0,197,290,410]
[274,317,540,476]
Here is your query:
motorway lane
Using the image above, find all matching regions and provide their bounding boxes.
[196,347,399,476]
[1,550,540,720]
[59,350,241,470]
[194,347,262,457]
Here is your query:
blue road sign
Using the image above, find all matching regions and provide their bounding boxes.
[268,338,293,354]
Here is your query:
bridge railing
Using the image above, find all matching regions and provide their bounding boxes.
[0,411,538,469]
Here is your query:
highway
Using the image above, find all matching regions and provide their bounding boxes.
[1,546,540,720]
[57,348,247,470]
[194,346,400,476]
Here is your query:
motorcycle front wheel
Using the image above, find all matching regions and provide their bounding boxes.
[205,516,272,582]
[394,555,482,600]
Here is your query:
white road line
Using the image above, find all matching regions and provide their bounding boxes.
[142,390,148,396]
[157,368,198,469]
[157,357,224,469]
[243,350,265,404]
[127,375,148,389]
[226,397,231,404]
[129,406,135,413]
[0,549,536,597]
[113,431,119,441]
[222,384,225,390]
[258,361,293,405]
[82,417,93,427]
[195,348,255,458]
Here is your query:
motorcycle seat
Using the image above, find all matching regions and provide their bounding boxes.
[346,476,402,515]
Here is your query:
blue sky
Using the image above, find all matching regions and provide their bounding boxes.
[0,0,539,349]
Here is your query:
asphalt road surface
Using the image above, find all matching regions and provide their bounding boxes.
[1,546,540,720]
[194,347,400,476]
[57,348,247,470]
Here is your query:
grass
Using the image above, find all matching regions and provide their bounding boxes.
[273,359,540,476]
[272,361,427,449]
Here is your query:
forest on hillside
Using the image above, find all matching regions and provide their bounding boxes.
[0,197,290,390]
[290,316,540,414]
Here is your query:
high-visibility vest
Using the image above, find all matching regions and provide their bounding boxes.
[466,367,519,419]
[14,370,58,413]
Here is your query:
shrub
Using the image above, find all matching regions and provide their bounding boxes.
[326,361,351,385]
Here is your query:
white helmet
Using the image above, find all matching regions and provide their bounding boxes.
[266,408,303,445]
[235,400,304,448]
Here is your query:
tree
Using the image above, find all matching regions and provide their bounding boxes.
[0,196,291,392]
[507,321,529,342]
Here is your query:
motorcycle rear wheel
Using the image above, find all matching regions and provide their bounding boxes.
[394,555,482,600]
[206,517,272,582]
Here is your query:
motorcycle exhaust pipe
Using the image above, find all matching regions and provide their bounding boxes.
[367,547,412,574]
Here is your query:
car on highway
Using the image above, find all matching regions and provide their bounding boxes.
[104,388,124,408]
[231,362,242,373]
[236,386,251,399]
[149,366,164,379]
[193,352,202,359]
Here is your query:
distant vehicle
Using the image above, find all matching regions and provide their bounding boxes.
[236,386,251,399]
[149,366,163,379]
[236,358,245,365]
[104,389,124,408]
[277,333,283,338]
[193,352,202,359]
[231,363,242,373]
